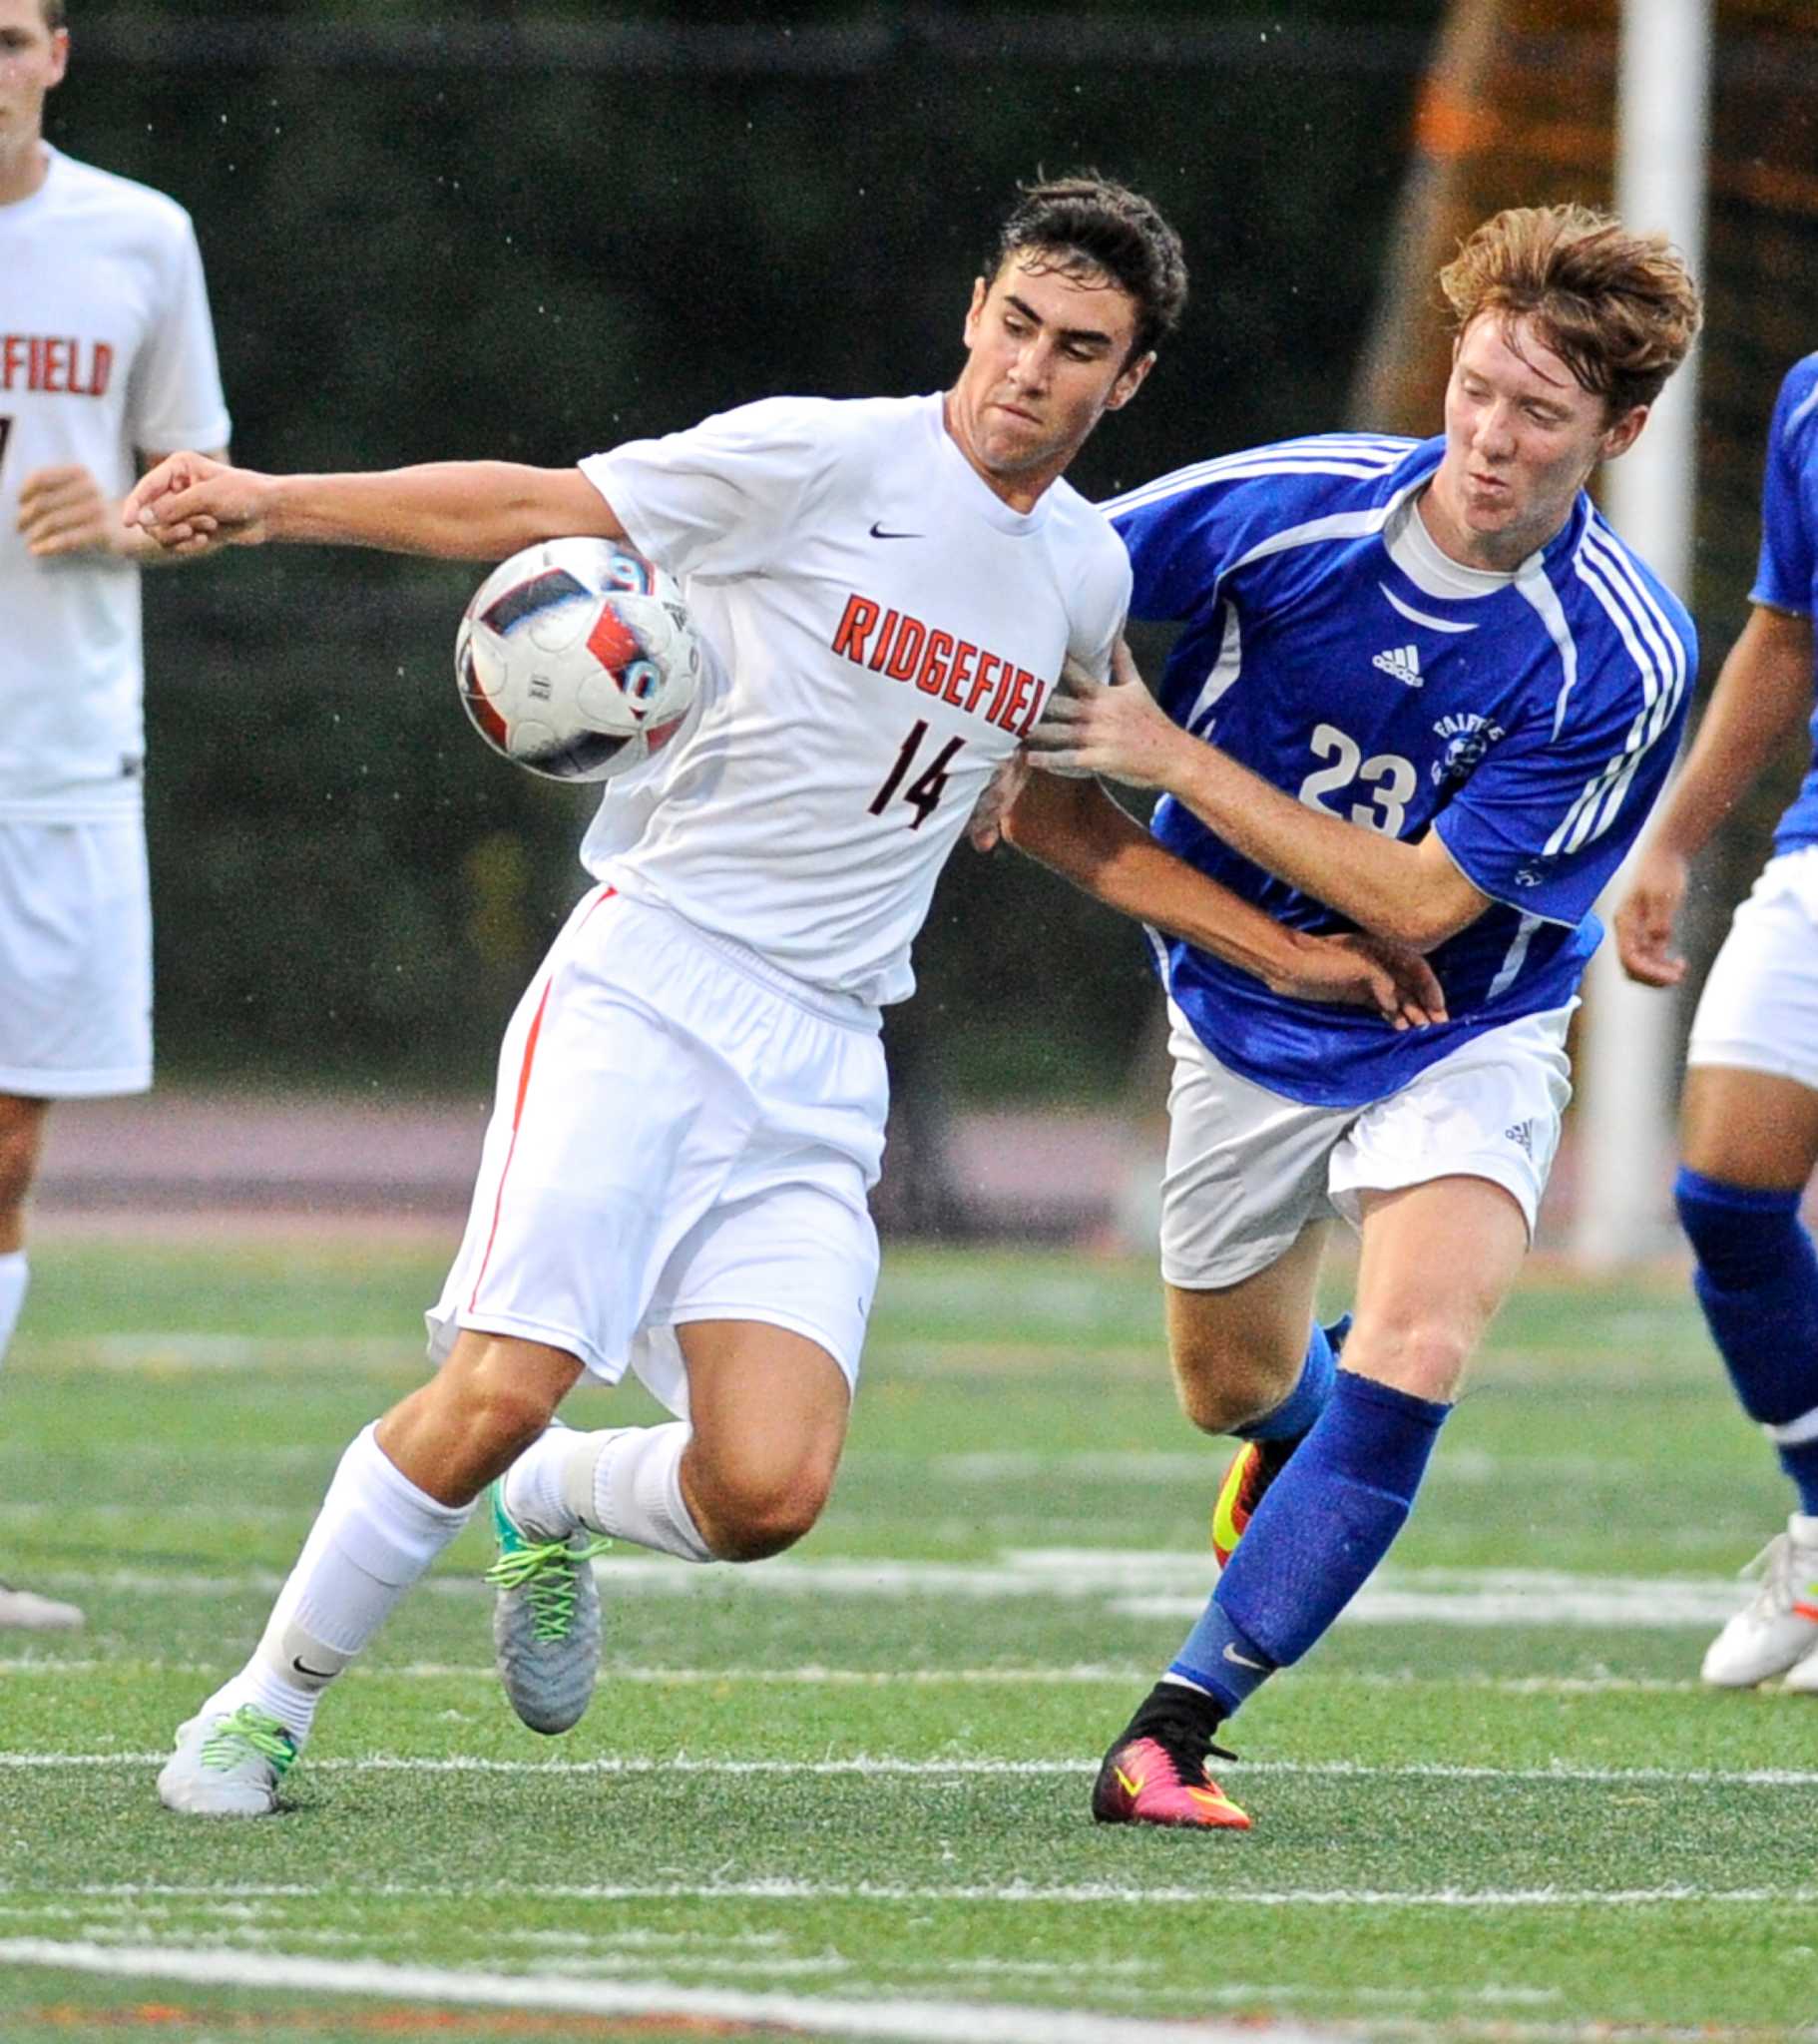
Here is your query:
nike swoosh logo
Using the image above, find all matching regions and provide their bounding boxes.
[868,522,922,540]
[291,1655,338,1681]
[1222,1643,1267,1671]
[1114,1766,1143,1797]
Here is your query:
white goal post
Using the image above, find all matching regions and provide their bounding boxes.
[1571,0,1713,1265]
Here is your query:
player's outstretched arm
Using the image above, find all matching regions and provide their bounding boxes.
[1027,643,1489,951]
[124,455,625,562]
[1614,603,1814,988]
[1002,772,1447,1029]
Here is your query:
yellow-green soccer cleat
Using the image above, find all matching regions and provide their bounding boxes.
[1211,1313,1350,1568]
[1210,1436,1296,1569]
[157,1705,296,1817]
[485,1482,612,1735]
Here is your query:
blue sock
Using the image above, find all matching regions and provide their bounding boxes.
[1234,1312,1347,1443]
[1170,1368,1450,1717]
[1675,1168,1818,1516]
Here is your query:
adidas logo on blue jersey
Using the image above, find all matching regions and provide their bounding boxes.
[1371,643,1423,688]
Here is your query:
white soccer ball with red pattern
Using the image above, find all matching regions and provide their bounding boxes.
[455,537,702,782]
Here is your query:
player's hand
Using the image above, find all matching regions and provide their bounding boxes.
[124,452,271,553]
[1278,930,1449,1030]
[17,465,123,559]
[968,748,1030,851]
[1612,844,1690,988]
[1026,641,1185,787]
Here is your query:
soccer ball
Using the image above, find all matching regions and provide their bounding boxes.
[455,537,702,782]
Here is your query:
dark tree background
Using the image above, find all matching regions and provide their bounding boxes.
[47,3,1444,1097]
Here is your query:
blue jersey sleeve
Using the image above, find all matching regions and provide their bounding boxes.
[1434,611,1696,926]
[1752,356,1818,618]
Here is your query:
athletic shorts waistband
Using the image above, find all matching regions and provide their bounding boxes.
[595,879,882,1033]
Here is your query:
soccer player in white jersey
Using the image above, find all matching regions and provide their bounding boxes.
[1614,355,1818,1695]
[122,175,1446,1816]
[1017,205,1702,1829]
[0,0,229,1631]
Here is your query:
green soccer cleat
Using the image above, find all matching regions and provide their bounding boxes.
[485,1482,612,1735]
[157,1704,296,1817]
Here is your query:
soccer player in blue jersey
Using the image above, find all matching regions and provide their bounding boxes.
[1614,355,1818,1695]
[1012,204,1702,1829]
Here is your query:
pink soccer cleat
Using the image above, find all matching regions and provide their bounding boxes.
[1091,1727,1250,1830]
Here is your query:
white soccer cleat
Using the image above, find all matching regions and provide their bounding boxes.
[157,1706,296,1816]
[1700,1513,1818,1689]
[485,1482,611,1735]
[0,1581,83,1631]
[1782,1643,1818,1695]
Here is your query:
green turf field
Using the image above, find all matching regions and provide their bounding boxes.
[3,1233,1816,2044]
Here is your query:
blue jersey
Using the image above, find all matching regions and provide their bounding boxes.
[1108,433,1697,1108]
[1754,355,1818,857]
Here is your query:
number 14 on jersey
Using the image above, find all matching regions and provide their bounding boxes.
[870,719,966,830]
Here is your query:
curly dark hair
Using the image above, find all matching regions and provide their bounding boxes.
[1439,205,1702,418]
[989,172,1188,364]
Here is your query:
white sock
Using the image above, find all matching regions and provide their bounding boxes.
[499,1421,578,1539]
[561,1423,714,1563]
[0,1252,27,1367]
[197,1423,473,1745]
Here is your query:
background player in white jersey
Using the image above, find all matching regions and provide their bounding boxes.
[1614,355,1818,1696]
[124,175,1443,1816]
[0,0,228,1631]
[1016,205,1701,1829]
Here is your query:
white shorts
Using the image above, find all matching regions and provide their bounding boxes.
[0,817,152,1098]
[1159,999,1575,1289]
[1686,847,1818,1093]
[426,887,886,1417]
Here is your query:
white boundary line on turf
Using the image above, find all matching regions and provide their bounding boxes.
[0,1659,1709,1693]
[8,1882,1818,1909]
[0,1556,1757,1628]
[0,1939,1330,2044]
[1,1659,1156,1685]
[7,1753,1818,1788]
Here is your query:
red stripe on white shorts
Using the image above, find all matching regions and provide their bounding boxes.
[466,887,617,1312]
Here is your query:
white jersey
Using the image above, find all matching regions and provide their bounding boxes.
[0,147,230,819]
[576,392,1130,1008]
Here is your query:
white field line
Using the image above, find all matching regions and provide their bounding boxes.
[4,1552,1759,1627]
[5,1659,1159,1685]
[7,1881,1818,1909]
[0,1658,1708,1695]
[83,1333,420,1371]
[0,1437,1622,1489]
[0,1940,1335,2044]
[7,1753,1818,1789]
[932,1448,1621,1485]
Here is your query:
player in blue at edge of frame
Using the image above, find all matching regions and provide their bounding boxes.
[1613,352,1818,1697]
[1015,203,1701,1827]
[121,174,1449,1819]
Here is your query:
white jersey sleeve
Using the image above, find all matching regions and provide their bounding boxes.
[570,392,1129,1009]
[128,210,232,456]
[581,397,825,584]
